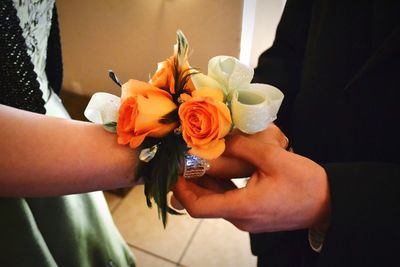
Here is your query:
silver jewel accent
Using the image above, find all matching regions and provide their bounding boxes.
[177,96,184,104]
[174,126,182,135]
[139,144,158,163]
[182,154,210,179]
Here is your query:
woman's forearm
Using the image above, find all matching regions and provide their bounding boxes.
[0,104,138,197]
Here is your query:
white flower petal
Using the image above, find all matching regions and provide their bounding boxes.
[84,92,120,124]
[249,83,284,119]
[208,56,254,94]
[231,84,284,134]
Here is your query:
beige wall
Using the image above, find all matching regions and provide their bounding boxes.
[250,0,285,67]
[240,0,285,67]
[57,0,243,96]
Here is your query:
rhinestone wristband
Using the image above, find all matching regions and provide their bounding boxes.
[182,154,210,179]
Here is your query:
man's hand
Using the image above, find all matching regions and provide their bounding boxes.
[206,123,289,179]
[173,135,330,233]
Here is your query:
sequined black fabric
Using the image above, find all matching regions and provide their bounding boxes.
[0,0,46,114]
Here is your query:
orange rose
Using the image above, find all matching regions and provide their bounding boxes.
[117,79,178,148]
[179,87,232,160]
[150,56,196,94]
[150,56,176,93]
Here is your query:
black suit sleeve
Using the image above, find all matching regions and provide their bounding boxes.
[317,162,400,266]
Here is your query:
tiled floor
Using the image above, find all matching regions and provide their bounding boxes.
[60,90,257,267]
[104,187,257,267]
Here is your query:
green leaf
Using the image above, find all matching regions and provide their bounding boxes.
[103,122,117,133]
[137,134,187,227]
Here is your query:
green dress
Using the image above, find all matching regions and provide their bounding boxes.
[0,193,135,267]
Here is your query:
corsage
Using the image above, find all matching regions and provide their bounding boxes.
[84,30,284,226]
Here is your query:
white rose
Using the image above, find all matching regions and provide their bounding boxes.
[191,55,284,134]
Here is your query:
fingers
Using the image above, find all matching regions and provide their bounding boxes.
[206,124,287,179]
[173,176,241,218]
[196,176,238,192]
[208,155,255,179]
[231,123,287,148]
[171,176,237,210]
[267,124,289,149]
[251,123,286,147]
[224,135,276,170]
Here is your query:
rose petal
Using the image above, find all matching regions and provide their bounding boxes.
[136,94,177,117]
[128,134,147,149]
[117,132,134,145]
[192,87,224,102]
[121,79,173,102]
[188,138,226,160]
[150,57,176,94]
